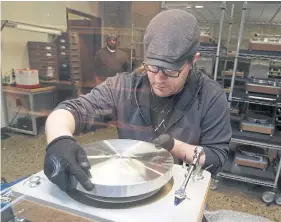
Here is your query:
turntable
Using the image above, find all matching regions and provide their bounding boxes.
[10,140,211,222]
[248,34,281,52]
[234,145,269,170]
[246,77,281,97]
[240,111,275,136]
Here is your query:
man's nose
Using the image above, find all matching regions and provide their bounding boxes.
[155,69,168,80]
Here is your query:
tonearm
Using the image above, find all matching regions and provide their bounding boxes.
[174,146,208,206]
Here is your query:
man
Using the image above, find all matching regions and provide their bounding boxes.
[44,9,231,192]
[93,33,129,84]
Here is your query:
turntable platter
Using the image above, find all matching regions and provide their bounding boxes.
[246,111,272,124]
[71,139,174,200]
[250,77,268,84]
[79,189,161,204]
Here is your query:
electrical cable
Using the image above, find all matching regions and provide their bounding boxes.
[8,106,21,127]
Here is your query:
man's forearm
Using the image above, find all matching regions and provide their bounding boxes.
[171,139,206,165]
[45,109,76,144]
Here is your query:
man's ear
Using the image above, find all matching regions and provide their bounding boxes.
[193,52,200,64]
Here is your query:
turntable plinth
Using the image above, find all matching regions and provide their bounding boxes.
[240,112,275,136]
[12,165,211,222]
[246,83,281,95]
[248,40,281,52]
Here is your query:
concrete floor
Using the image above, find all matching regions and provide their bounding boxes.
[1,126,281,222]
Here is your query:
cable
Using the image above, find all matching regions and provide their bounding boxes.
[8,106,21,127]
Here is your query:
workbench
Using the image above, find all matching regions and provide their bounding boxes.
[2,85,56,136]
[6,165,211,222]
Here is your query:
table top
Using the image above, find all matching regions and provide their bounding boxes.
[2,85,56,93]
[39,80,98,88]
[11,165,211,222]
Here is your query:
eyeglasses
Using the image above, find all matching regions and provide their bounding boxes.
[143,63,186,78]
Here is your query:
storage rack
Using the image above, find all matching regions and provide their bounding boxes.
[162,1,281,203]
[218,2,281,203]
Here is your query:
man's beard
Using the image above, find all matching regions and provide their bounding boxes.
[107,44,117,50]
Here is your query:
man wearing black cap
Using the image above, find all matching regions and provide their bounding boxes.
[93,33,129,84]
[44,10,231,193]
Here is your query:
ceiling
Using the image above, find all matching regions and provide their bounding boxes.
[163,1,281,25]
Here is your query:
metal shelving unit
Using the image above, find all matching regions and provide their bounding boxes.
[217,119,281,193]
[221,2,281,203]
[163,1,281,203]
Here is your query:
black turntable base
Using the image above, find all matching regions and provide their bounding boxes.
[240,111,275,136]
[66,178,174,209]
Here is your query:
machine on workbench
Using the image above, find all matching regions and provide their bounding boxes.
[2,139,211,222]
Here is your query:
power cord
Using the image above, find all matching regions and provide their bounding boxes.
[8,99,30,127]
[8,106,21,127]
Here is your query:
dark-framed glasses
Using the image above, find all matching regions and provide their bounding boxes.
[143,63,186,78]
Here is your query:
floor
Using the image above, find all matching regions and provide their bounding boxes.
[1,126,281,222]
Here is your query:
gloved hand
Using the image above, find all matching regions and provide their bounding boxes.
[44,136,94,192]
[151,134,175,152]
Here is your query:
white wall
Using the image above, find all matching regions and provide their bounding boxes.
[1,1,99,72]
[1,1,99,128]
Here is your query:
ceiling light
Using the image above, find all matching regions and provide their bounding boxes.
[195,5,204,9]
[186,6,192,9]
[1,20,62,36]
[16,24,62,35]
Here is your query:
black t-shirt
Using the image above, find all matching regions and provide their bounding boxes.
[150,91,180,136]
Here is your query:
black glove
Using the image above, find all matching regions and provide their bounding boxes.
[151,134,175,152]
[44,136,94,192]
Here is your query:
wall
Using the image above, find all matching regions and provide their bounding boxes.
[1,1,99,127]
[132,1,161,28]
[1,1,99,72]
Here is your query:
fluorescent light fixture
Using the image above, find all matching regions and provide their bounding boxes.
[186,6,192,9]
[1,20,62,36]
[195,5,204,8]
[16,24,62,35]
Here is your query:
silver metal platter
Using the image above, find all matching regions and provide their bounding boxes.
[82,189,160,203]
[71,139,174,200]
